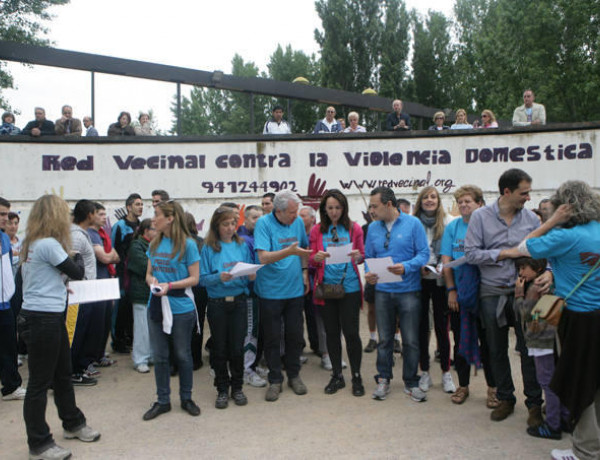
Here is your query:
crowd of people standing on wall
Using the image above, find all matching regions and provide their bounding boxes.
[1,89,547,139]
[0,168,598,460]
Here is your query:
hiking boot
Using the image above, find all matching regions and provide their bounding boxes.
[351,375,365,397]
[527,422,562,440]
[143,402,171,421]
[324,375,345,395]
[265,383,282,402]
[418,372,432,392]
[364,339,377,353]
[288,377,307,395]
[404,386,427,402]
[63,425,100,442]
[451,386,469,405]
[181,399,201,416]
[527,405,544,428]
[372,378,390,400]
[490,400,515,421]
[231,389,248,406]
[29,444,72,460]
[486,387,500,409]
[215,392,229,409]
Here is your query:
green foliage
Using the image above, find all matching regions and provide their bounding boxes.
[0,0,70,110]
[379,0,411,99]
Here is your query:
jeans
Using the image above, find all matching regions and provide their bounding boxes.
[0,307,22,395]
[18,310,86,454]
[260,296,304,384]
[375,290,421,387]
[321,291,362,377]
[148,309,195,404]
[419,279,451,372]
[207,297,248,392]
[132,303,152,367]
[479,294,542,406]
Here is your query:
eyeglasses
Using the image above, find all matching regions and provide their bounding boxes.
[384,230,391,249]
[435,117,444,120]
[331,226,339,243]
[326,110,335,113]
[481,114,489,118]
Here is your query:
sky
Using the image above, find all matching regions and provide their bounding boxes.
[3,0,455,134]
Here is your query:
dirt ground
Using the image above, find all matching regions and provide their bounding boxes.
[2,308,572,459]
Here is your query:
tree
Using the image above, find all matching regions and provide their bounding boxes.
[378,0,411,99]
[0,0,70,110]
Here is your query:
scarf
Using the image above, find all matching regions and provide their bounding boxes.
[418,213,442,258]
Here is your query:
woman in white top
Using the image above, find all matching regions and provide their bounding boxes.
[343,111,366,133]
[450,109,473,130]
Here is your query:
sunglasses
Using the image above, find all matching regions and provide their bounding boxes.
[331,226,339,243]
[384,230,391,249]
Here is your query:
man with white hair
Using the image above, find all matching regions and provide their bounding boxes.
[254,191,312,401]
[385,99,411,131]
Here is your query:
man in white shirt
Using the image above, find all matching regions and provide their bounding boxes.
[263,105,291,134]
[512,90,546,126]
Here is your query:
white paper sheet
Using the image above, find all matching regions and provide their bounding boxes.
[325,244,353,265]
[365,257,403,283]
[68,278,120,304]
[424,264,443,278]
[229,262,264,279]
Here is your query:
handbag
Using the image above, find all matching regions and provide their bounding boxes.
[532,257,600,327]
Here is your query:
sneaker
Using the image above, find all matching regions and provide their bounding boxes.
[372,378,390,400]
[18,357,23,367]
[143,402,171,421]
[215,392,229,409]
[419,372,432,392]
[351,375,365,397]
[299,355,308,365]
[324,375,345,395]
[29,444,72,460]
[288,377,307,395]
[364,339,377,353]
[404,386,427,402]
[527,405,543,428]
[551,449,580,460]
[2,386,26,401]
[85,364,100,377]
[442,372,456,393]
[394,339,402,354]
[265,383,282,402]
[321,355,332,371]
[341,359,348,369]
[181,399,201,416]
[209,368,215,378]
[244,370,267,387]
[490,400,515,421]
[71,374,97,386]
[63,425,101,442]
[136,363,150,374]
[527,422,562,440]
[18,353,28,361]
[96,357,115,367]
[231,389,248,406]
[255,366,268,379]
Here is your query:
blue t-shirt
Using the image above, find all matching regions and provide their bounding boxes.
[147,237,200,315]
[440,217,469,280]
[22,238,69,313]
[254,213,308,299]
[200,240,252,298]
[527,221,600,313]
[88,228,109,280]
[322,225,359,293]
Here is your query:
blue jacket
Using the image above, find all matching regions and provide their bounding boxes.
[313,119,342,134]
[365,213,429,293]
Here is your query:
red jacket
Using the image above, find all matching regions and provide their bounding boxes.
[308,221,365,306]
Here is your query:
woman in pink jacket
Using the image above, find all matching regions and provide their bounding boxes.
[309,189,365,397]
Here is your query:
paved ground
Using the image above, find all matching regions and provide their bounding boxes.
[2,308,572,459]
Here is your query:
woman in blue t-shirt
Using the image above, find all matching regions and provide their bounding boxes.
[19,195,100,459]
[309,189,365,396]
[200,206,254,409]
[143,201,200,421]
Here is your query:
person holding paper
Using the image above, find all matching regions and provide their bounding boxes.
[143,201,200,421]
[19,195,100,460]
[364,187,430,402]
[309,189,365,396]
[200,206,254,409]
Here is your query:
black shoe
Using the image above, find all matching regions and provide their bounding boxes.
[352,376,365,397]
[181,399,201,416]
[231,390,248,406]
[393,339,402,354]
[526,422,562,440]
[324,375,345,395]
[364,339,378,353]
[215,391,229,409]
[143,402,171,421]
[71,373,97,386]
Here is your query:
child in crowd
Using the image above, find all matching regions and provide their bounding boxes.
[514,257,569,440]
[200,207,255,409]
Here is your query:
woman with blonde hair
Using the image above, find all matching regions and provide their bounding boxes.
[450,109,473,130]
[143,200,201,421]
[19,195,100,460]
[413,186,457,394]
[428,111,449,131]
[475,109,498,128]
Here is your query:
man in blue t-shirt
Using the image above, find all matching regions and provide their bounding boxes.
[254,191,311,402]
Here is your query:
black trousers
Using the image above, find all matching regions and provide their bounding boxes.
[71,303,103,373]
[0,307,22,395]
[260,296,304,384]
[207,298,247,392]
[320,291,362,377]
[18,310,86,454]
[419,279,452,373]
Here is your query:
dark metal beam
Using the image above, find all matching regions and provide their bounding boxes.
[0,40,437,117]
